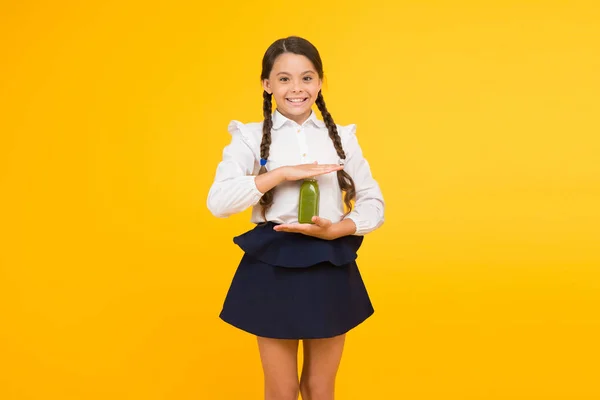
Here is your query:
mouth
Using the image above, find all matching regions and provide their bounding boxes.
[286,97,309,106]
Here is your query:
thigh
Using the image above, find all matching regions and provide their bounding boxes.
[301,334,346,381]
[257,336,300,383]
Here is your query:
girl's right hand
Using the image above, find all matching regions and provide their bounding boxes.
[280,162,343,182]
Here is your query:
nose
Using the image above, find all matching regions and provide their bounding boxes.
[291,80,302,92]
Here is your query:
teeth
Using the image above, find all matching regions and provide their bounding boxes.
[288,98,306,103]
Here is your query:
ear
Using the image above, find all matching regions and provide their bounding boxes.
[317,78,323,92]
[262,79,272,94]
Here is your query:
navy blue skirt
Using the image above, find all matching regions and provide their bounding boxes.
[219,222,374,339]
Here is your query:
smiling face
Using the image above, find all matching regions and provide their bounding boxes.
[262,53,322,125]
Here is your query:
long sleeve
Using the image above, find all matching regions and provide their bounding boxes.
[340,124,385,235]
[207,121,264,217]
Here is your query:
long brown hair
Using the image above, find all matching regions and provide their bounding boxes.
[259,36,356,219]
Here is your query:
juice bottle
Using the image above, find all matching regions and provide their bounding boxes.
[298,178,319,224]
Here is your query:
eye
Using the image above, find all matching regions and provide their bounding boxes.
[303,76,313,81]
[279,77,289,82]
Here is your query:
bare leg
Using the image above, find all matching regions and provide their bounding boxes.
[299,334,346,400]
[257,336,300,400]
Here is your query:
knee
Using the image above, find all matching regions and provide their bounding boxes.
[265,379,299,400]
[299,376,335,400]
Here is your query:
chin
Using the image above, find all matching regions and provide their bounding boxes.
[287,108,310,116]
[283,103,313,115]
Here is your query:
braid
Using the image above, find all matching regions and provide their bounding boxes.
[258,91,275,220]
[315,91,356,215]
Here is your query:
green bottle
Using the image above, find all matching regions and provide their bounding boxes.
[298,178,319,224]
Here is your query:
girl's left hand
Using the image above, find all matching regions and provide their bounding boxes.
[273,216,337,240]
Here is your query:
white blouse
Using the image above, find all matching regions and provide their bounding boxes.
[207,109,385,236]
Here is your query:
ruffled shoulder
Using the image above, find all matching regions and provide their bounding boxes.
[337,123,357,148]
[233,222,363,268]
[227,120,263,159]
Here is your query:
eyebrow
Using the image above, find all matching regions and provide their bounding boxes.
[276,70,316,76]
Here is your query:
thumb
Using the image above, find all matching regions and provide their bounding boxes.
[312,216,331,227]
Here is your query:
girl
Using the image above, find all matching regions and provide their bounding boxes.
[207,36,384,400]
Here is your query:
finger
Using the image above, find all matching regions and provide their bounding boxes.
[311,164,342,169]
[273,224,310,232]
[311,170,341,177]
[299,164,340,173]
[310,165,343,174]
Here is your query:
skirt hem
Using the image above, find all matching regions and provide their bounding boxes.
[219,309,375,340]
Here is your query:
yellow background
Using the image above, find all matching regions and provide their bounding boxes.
[1,1,599,399]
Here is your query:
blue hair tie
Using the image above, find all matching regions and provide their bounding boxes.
[260,158,267,166]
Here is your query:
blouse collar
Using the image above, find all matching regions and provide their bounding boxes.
[272,109,326,130]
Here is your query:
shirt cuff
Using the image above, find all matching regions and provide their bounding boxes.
[246,176,264,207]
[343,215,362,236]
[250,175,264,196]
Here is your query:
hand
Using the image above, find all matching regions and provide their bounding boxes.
[280,162,343,182]
[255,162,342,194]
[273,216,337,240]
